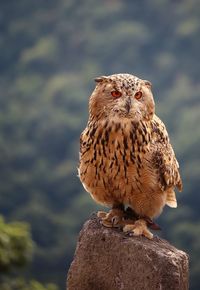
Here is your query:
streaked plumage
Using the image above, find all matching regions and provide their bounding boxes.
[78,73,182,239]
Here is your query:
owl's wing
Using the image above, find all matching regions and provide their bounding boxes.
[79,129,88,156]
[151,115,183,193]
[78,129,88,176]
[79,132,84,154]
[79,126,91,156]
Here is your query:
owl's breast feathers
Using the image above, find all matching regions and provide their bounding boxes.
[79,114,182,208]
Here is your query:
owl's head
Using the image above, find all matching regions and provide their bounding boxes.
[89,73,155,123]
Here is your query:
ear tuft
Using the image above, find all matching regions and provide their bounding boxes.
[144,80,152,88]
[94,75,107,83]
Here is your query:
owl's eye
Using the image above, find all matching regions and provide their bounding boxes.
[111,90,122,98]
[134,91,143,100]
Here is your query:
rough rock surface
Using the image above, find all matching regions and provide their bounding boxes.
[67,214,189,290]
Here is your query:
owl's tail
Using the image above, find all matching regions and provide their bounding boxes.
[166,189,177,208]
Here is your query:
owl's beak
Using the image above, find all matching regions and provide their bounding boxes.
[125,97,132,113]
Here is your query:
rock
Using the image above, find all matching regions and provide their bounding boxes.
[67,214,189,290]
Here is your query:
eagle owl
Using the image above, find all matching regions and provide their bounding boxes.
[78,73,182,239]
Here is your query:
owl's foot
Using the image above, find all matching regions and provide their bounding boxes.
[97,207,125,228]
[124,207,161,231]
[123,219,153,239]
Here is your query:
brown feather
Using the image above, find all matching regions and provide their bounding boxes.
[78,73,182,220]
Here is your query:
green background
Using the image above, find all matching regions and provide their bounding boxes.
[0,0,199,289]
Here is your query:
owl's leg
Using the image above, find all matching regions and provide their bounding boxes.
[97,204,125,228]
[123,219,153,240]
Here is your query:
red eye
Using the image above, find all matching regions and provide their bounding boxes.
[111,90,122,98]
[134,91,143,100]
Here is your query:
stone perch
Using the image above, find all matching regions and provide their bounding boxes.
[67,214,189,290]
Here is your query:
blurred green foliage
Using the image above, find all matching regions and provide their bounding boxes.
[0,216,33,272]
[0,279,58,290]
[0,217,58,289]
[0,0,199,289]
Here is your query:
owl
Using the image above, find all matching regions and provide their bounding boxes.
[78,73,182,239]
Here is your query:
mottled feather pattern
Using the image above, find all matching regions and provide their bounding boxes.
[79,73,182,220]
[151,115,182,192]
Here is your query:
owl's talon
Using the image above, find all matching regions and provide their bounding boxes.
[123,219,153,239]
[125,231,133,237]
[97,211,113,227]
[101,219,113,228]
[98,208,125,228]
[97,211,107,219]
[111,215,123,227]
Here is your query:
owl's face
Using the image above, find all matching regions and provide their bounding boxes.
[89,73,155,123]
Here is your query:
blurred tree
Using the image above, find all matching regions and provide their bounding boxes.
[0,278,58,290]
[0,216,33,272]
[0,0,199,289]
[0,216,58,290]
